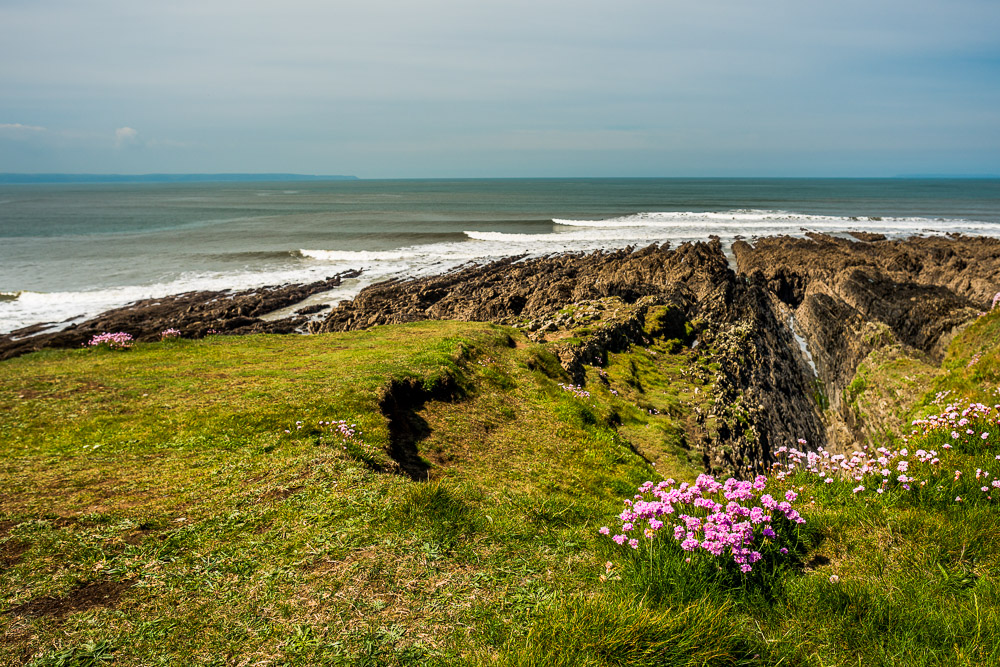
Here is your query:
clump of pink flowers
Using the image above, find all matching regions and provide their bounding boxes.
[284,419,371,455]
[558,383,591,399]
[600,474,805,573]
[992,291,1000,310]
[774,401,999,503]
[909,401,998,443]
[86,332,134,350]
[160,328,181,340]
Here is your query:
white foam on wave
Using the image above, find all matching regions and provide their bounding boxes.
[300,249,418,262]
[0,262,374,334]
[552,209,995,234]
[0,240,494,333]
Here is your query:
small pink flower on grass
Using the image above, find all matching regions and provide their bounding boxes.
[86,332,133,350]
[599,526,610,535]
[829,575,840,583]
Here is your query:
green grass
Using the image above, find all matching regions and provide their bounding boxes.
[3,309,1000,665]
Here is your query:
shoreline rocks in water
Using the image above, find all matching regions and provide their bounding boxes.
[3,234,998,475]
[0,270,360,361]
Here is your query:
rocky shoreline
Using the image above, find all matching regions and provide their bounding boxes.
[0,270,360,361]
[4,234,999,473]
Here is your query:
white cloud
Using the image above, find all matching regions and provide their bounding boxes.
[114,126,138,148]
[0,122,46,136]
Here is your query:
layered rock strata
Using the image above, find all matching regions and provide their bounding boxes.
[733,233,1000,449]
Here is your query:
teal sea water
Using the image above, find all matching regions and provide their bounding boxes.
[1,178,999,333]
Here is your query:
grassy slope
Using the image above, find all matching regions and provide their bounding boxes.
[1,309,999,666]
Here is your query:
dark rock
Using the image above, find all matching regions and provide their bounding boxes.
[848,231,887,242]
[295,304,330,316]
[733,234,998,449]
[0,270,360,361]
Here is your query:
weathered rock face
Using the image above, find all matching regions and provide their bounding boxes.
[0,272,359,361]
[309,241,733,332]
[695,272,827,475]
[733,234,1000,450]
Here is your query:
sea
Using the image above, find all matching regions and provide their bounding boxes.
[2,178,999,335]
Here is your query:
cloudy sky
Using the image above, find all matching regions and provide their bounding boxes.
[1,0,998,177]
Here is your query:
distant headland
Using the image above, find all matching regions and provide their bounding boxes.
[0,173,359,184]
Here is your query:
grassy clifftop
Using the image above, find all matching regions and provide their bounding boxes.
[2,309,1000,665]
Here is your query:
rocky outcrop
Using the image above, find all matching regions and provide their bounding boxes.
[0,271,359,361]
[309,241,734,332]
[733,234,999,449]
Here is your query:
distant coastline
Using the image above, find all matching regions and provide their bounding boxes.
[0,173,359,184]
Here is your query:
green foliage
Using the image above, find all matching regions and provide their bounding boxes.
[642,304,687,342]
[498,596,751,667]
[4,308,1000,665]
[28,641,115,667]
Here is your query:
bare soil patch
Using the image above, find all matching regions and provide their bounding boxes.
[3,579,136,619]
[0,539,29,567]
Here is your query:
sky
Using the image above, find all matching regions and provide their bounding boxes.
[1,0,999,178]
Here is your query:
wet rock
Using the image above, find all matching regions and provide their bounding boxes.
[0,271,360,361]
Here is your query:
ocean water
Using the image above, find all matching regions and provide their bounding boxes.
[2,178,999,334]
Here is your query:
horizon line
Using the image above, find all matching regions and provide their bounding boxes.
[2,172,999,184]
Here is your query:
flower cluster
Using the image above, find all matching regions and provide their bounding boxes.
[558,383,591,399]
[909,401,998,442]
[86,332,134,350]
[160,328,181,340]
[328,419,362,447]
[284,419,365,452]
[774,442,936,492]
[992,291,1000,310]
[600,474,804,573]
[774,401,999,502]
